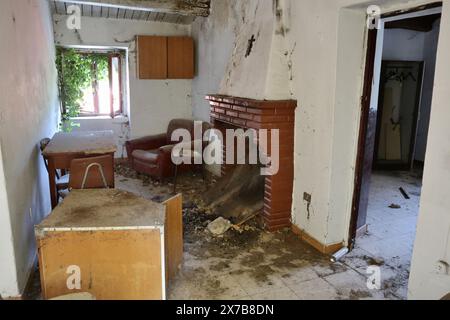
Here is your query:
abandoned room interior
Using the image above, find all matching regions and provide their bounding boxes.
[1,0,450,301]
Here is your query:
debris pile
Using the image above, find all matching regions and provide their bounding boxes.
[207,217,232,236]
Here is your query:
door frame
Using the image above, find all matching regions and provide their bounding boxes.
[348,28,378,248]
[348,2,442,248]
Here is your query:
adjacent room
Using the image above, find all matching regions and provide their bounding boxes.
[351,8,442,299]
[1,0,450,301]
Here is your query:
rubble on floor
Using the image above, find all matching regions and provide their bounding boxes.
[114,163,411,300]
[206,217,232,236]
[23,163,412,300]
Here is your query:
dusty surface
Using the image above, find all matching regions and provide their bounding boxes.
[25,164,417,300]
[37,189,165,231]
[43,131,116,155]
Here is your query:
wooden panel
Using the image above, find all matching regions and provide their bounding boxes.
[164,194,183,282]
[292,225,344,255]
[38,229,163,300]
[137,36,168,79]
[168,37,194,79]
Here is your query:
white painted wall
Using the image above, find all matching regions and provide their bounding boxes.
[53,14,193,142]
[72,116,130,158]
[0,0,59,297]
[409,5,450,299]
[0,146,18,297]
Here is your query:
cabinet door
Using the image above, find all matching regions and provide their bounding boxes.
[137,36,168,79]
[168,37,194,79]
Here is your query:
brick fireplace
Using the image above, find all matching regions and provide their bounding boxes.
[206,95,297,232]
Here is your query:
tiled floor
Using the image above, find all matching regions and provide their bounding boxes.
[350,170,422,299]
[115,170,421,300]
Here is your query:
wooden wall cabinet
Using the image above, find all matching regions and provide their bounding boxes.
[137,35,194,80]
[168,37,194,79]
[137,36,168,79]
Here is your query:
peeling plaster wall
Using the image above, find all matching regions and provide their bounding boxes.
[0,0,59,297]
[191,0,235,122]
[191,0,290,122]
[191,0,292,175]
[53,15,192,139]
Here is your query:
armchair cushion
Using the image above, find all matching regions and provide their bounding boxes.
[131,150,159,164]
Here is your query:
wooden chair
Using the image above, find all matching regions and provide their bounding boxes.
[40,138,70,197]
[69,155,115,190]
[59,155,115,199]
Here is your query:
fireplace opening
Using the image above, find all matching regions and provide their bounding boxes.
[202,127,266,224]
[202,164,265,224]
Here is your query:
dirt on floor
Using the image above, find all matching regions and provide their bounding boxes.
[23,162,411,300]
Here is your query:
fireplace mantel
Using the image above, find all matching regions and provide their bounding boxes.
[206,95,296,130]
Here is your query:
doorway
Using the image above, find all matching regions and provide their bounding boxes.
[349,4,442,290]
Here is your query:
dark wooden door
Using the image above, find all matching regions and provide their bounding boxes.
[348,29,378,248]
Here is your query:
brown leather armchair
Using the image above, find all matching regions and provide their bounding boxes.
[125,119,211,181]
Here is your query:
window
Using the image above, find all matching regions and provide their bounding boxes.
[79,52,123,117]
[58,48,125,118]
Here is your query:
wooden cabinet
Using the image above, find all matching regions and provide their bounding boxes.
[36,190,183,300]
[137,36,168,79]
[137,35,194,80]
[168,37,194,79]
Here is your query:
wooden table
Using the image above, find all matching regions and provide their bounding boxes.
[43,131,117,209]
[35,189,183,300]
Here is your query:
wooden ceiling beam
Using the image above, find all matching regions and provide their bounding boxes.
[54,0,210,17]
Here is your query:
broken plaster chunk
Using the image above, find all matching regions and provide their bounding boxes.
[207,217,232,236]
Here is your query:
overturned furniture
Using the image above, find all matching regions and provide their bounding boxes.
[35,190,183,300]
